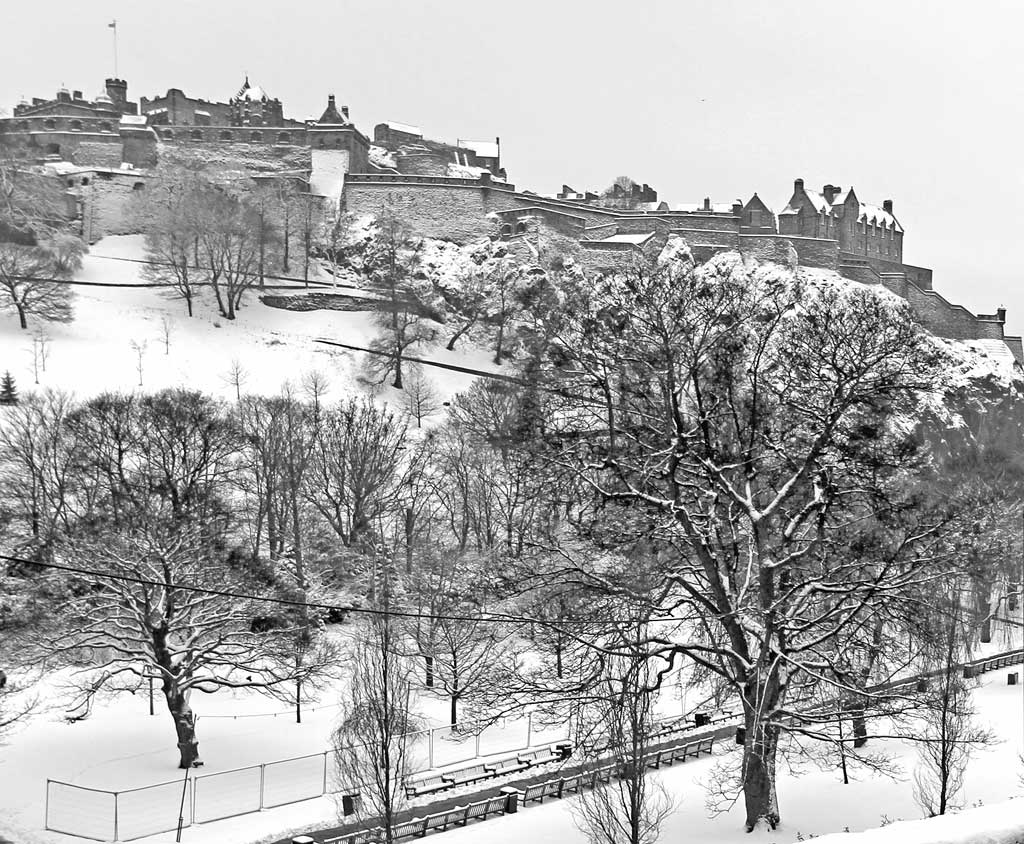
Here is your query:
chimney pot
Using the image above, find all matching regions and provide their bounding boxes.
[703,197,711,211]
[794,178,804,191]
[73,90,83,100]
[883,199,893,214]
[997,306,1007,323]
[341,105,349,118]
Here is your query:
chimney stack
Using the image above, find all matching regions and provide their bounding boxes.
[341,105,349,119]
[794,178,804,192]
[823,184,840,204]
[883,199,893,214]
[72,90,83,101]
[997,306,1007,323]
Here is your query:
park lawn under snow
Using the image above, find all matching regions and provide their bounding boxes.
[0,236,497,405]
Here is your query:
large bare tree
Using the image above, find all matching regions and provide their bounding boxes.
[522,252,1016,831]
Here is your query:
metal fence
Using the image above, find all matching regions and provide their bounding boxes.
[46,648,1024,841]
[44,712,569,841]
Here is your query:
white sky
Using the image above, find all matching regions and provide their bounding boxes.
[2,0,1022,333]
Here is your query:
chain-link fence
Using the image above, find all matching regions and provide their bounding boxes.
[44,712,567,841]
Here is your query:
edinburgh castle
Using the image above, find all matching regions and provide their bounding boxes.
[2,75,1018,360]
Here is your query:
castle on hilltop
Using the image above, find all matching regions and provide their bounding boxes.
[1,76,1018,362]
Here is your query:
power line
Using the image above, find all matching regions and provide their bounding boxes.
[0,552,685,628]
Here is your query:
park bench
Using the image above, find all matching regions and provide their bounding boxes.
[391,817,428,840]
[522,778,562,804]
[403,773,451,799]
[484,754,530,776]
[442,763,491,788]
[518,745,558,766]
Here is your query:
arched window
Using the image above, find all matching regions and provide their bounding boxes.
[70,120,82,132]
[318,138,326,148]
[66,179,75,187]
[162,129,174,140]
[81,177,90,186]
[190,129,203,141]
[133,182,145,192]
[219,130,232,141]
[45,142,60,155]
[99,121,112,133]
[277,132,290,144]
[500,224,513,236]
[250,131,261,142]
[44,118,56,130]
[515,221,527,234]
[18,120,29,131]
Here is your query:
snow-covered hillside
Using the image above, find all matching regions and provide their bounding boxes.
[0,235,498,403]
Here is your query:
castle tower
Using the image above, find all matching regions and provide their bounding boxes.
[307,94,370,204]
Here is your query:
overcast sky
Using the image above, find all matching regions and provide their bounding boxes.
[3,1,1021,333]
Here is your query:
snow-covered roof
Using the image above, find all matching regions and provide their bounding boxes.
[782,186,903,231]
[859,202,902,232]
[385,120,422,137]
[235,77,270,102]
[145,107,167,115]
[463,140,499,159]
[597,233,656,245]
[194,109,211,117]
[120,114,148,126]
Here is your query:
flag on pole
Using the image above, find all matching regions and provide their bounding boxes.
[108,20,117,29]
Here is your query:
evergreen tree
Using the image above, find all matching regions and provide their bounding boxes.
[0,370,17,405]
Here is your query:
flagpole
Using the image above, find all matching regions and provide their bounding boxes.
[110,20,118,78]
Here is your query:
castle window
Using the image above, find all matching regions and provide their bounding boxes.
[81,177,89,186]
[750,210,761,227]
[190,129,203,141]
[277,132,290,144]
[318,139,326,148]
[99,122,112,133]
[500,224,513,236]
[45,142,60,155]
[220,130,233,141]
[133,182,145,192]
[250,131,261,142]
[516,221,528,234]
[70,120,82,132]
[67,179,74,187]
[44,119,56,130]
[162,129,174,140]
[18,120,29,131]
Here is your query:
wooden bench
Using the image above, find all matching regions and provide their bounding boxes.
[391,817,427,840]
[484,755,530,777]
[522,778,562,804]
[443,763,492,788]
[404,773,451,799]
[519,746,558,766]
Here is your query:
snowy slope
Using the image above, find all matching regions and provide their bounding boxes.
[0,236,499,404]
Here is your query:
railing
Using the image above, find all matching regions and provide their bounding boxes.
[44,650,1023,841]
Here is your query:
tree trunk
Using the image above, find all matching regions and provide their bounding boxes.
[450,693,458,727]
[16,303,27,330]
[166,692,203,768]
[185,294,193,318]
[446,317,476,351]
[425,655,434,688]
[851,708,868,748]
[741,717,780,831]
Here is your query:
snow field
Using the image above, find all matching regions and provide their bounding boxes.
[0,236,497,405]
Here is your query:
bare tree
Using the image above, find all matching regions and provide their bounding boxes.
[333,605,420,841]
[195,187,261,321]
[130,339,146,387]
[136,168,202,317]
[158,317,172,355]
[364,214,431,389]
[401,364,441,428]
[519,254,1009,831]
[913,579,994,816]
[222,358,249,402]
[572,625,675,844]
[305,397,409,551]
[29,331,50,384]
[51,524,317,768]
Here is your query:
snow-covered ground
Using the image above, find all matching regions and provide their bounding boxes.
[437,666,1024,844]
[0,236,497,405]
